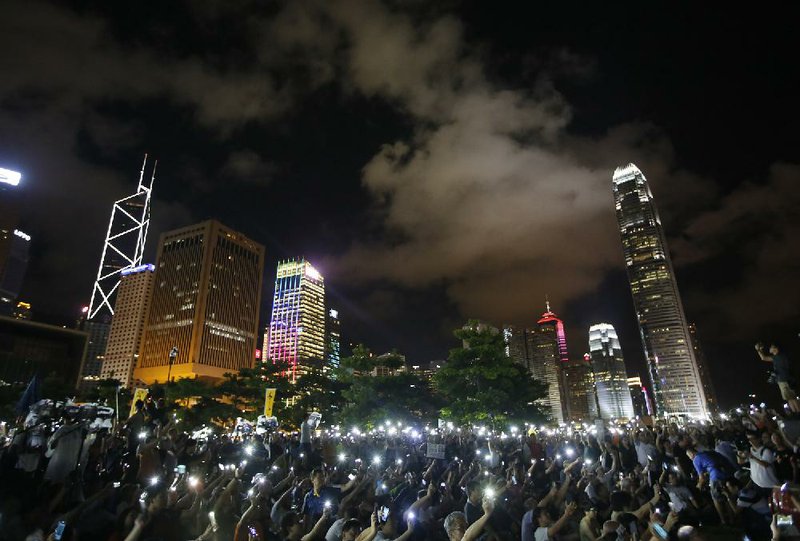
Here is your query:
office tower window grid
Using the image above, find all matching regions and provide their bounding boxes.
[135,221,264,383]
[101,265,154,387]
[613,164,707,418]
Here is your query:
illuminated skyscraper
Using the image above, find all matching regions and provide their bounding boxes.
[88,157,155,320]
[530,302,568,423]
[589,323,635,420]
[325,308,341,370]
[613,163,707,418]
[79,158,155,385]
[101,264,155,387]
[134,220,264,383]
[266,258,326,381]
[0,168,29,317]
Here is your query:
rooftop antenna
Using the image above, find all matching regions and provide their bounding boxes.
[545,294,551,313]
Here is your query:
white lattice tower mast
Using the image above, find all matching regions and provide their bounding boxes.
[87,155,156,319]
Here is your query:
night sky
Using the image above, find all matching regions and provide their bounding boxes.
[2,2,799,408]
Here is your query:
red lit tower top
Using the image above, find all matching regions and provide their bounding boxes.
[537,297,569,363]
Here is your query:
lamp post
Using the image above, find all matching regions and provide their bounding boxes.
[167,346,178,384]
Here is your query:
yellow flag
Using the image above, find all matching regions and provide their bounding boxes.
[264,388,277,417]
[129,388,148,418]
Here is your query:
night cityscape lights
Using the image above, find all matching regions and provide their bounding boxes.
[266,258,326,382]
[613,163,709,419]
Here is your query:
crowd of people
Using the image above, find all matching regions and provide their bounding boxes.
[1,395,800,541]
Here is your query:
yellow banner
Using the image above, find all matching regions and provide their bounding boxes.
[129,388,148,418]
[264,388,277,417]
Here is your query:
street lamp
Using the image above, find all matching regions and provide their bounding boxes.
[167,346,178,383]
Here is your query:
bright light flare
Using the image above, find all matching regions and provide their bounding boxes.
[0,168,21,187]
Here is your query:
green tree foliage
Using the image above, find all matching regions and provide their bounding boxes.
[434,321,549,427]
[335,345,441,428]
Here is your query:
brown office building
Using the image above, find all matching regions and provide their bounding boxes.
[133,220,264,384]
[100,264,155,387]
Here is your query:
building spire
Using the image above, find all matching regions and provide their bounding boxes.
[545,294,551,313]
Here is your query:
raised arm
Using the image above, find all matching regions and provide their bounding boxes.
[301,508,332,541]
[547,502,577,538]
[463,499,494,541]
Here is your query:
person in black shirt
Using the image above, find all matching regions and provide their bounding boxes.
[756,342,800,413]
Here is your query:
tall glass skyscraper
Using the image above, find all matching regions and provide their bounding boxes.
[589,323,634,420]
[266,258,326,381]
[530,302,568,424]
[613,163,707,418]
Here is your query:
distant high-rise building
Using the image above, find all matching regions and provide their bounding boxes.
[265,258,325,382]
[688,323,718,414]
[613,163,708,419]
[0,227,30,316]
[134,220,264,384]
[88,157,155,320]
[101,264,155,387]
[503,325,534,373]
[80,158,155,385]
[562,355,597,421]
[530,302,568,424]
[325,308,341,370]
[628,376,654,417]
[589,323,635,420]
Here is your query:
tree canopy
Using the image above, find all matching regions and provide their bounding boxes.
[434,320,549,427]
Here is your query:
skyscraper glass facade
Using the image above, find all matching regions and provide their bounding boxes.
[589,323,634,420]
[266,258,326,381]
[613,163,707,418]
[530,304,568,424]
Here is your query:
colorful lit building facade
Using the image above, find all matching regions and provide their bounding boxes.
[134,220,264,384]
[589,323,635,420]
[613,163,708,419]
[265,258,326,382]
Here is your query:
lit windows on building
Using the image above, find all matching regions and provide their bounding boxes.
[589,323,634,420]
[134,220,264,384]
[613,164,708,419]
[265,258,326,382]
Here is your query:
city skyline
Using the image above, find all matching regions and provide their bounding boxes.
[1,2,799,408]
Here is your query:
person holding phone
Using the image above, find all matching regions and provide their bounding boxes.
[755,342,800,413]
